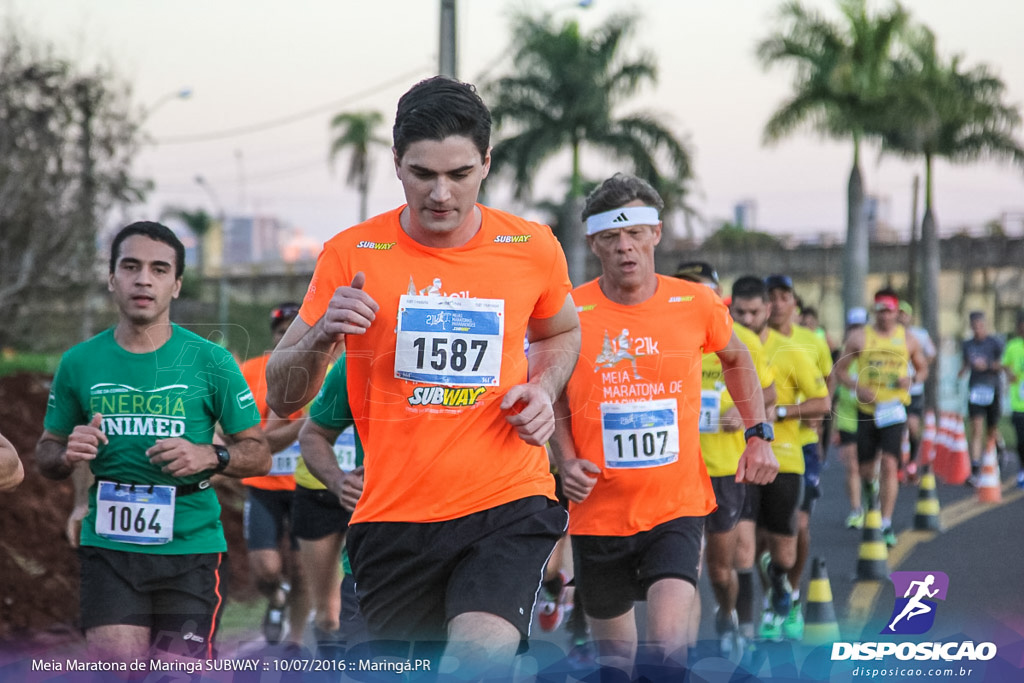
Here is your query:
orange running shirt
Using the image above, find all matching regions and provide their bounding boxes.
[239,353,299,491]
[564,275,733,536]
[298,205,572,523]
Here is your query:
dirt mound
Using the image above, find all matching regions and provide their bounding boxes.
[0,372,254,645]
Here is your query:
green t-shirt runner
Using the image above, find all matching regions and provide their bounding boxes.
[44,325,261,555]
[307,355,364,575]
[1003,337,1024,414]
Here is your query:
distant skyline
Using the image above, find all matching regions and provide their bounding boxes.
[7,0,1023,245]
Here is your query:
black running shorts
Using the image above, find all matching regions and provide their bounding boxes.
[706,476,747,534]
[571,515,705,620]
[291,485,351,541]
[346,495,567,643]
[744,472,803,536]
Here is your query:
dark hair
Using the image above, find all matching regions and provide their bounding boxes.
[270,302,301,331]
[393,77,491,161]
[581,173,664,221]
[732,275,768,301]
[109,221,185,279]
[875,286,899,301]
[801,305,818,318]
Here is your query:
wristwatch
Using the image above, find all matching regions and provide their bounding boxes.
[776,406,788,421]
[744,422,775,443]
[212,445,231,474]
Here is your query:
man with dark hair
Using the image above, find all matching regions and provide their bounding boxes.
[958,310,1004,483]
[266,77,580,675]
[835,288,929,547]
[551,174,777,676]
[1001,311,1024,489]
[36,221,271,662]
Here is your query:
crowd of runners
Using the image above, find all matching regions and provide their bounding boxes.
[6,75,1024,680]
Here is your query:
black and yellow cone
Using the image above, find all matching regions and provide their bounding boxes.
[804,557,840,645]
[913,470,942,531]
[856,506,889,581]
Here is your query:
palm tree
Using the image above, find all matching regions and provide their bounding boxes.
[328,111,388,223]
[161,206,213,278]
[757,0,908,315]
[876,26,1024,411]
[483,11,695,284]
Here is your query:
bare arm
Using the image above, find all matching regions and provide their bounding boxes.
[0,431,23,492]
[266,273,377,416]
[716,331,778,484]
[549,392,600,503]
[907,334,930,387]
[833,328,865,393]
[264,411,305,453]
[501,295,581,446]
[298,419,363,511]
[146,424,271,479]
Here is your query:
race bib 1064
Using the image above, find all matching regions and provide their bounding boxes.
[601,398,680,469]
[394,295,504,386]
[95,481,175,545]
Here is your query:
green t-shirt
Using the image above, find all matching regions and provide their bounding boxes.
[308,356,364,576]
[834,360,859,434]
[44,325,260,554]
[1002,337,1024,413]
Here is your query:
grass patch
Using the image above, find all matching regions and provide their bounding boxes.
[0,351,61,377]
[220,596,266,638]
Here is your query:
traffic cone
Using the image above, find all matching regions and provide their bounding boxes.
[913,470,942,531]
[942,415,972,486]
[977,438,1002,503]
[804,557,841,645]
[919,411,936,467]
[932,412,952,481]
[856,501,889,581]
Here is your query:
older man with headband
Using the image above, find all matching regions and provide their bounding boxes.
[550,173,778,678]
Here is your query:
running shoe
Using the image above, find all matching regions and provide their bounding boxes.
[882,526,897,548]
[862,479,880,510]
[1017,471,1024,490]
[758,609,784,642]
[262,603,285,645]
[716,609,743,662]
[537,571,568,632]
[846,509,865,530]
[782,600,804,641]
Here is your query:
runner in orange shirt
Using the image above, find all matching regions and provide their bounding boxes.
[549,174,778,678]
[237,303,308,648]
[265,76,580,676]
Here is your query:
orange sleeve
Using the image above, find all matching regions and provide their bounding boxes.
[299,242,347,327]
[703,289,734,354]
[531,226,573,320]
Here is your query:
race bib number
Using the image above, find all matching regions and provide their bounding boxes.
[95,481,175,545]
[874,400,908,428]
[395,296,504,386]
[698,390,722,434]
[269,441,301,476]
[601,398,679,469]
[333,427,357,473]
[969,384,995,407]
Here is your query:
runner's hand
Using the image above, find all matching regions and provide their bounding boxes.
[65,503,88,548]
[147,439,218,477]
[65,413,107,464]
[501,383,555,446]
[319,272,379,342]
[720,407,744,433]
[338,466,364,512]
[735,438,779,485]
[560,458,601,503]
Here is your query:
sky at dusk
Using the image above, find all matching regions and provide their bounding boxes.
[7,0,1023,246]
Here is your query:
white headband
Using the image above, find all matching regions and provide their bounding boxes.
[585,206,661,235]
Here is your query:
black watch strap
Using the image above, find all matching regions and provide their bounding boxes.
[213,445,231,473]
[744,422,775,443]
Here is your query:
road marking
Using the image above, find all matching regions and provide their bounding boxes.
[845,480,1023,632]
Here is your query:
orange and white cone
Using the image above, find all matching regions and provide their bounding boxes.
[944,415,972,486]
[977,438,1002,503]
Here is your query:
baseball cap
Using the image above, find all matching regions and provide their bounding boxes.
[898,301,913,316]
[270,302,301,330]
[674,261,719,285]
[764,274,793,292]
[846,307,868,326]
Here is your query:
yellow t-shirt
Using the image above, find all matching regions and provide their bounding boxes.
[793,325,833,447]
[858,325,910,415]
[700,323,775,477]
[763,328,829,474]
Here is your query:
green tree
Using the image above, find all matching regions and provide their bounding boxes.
[161,207,214,278]
[702,222,783,251]
[0,25,146,347]
[484,11,695,283]
[328,111,388,223]
[757,0,908,315]
[876,26,1024,412]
